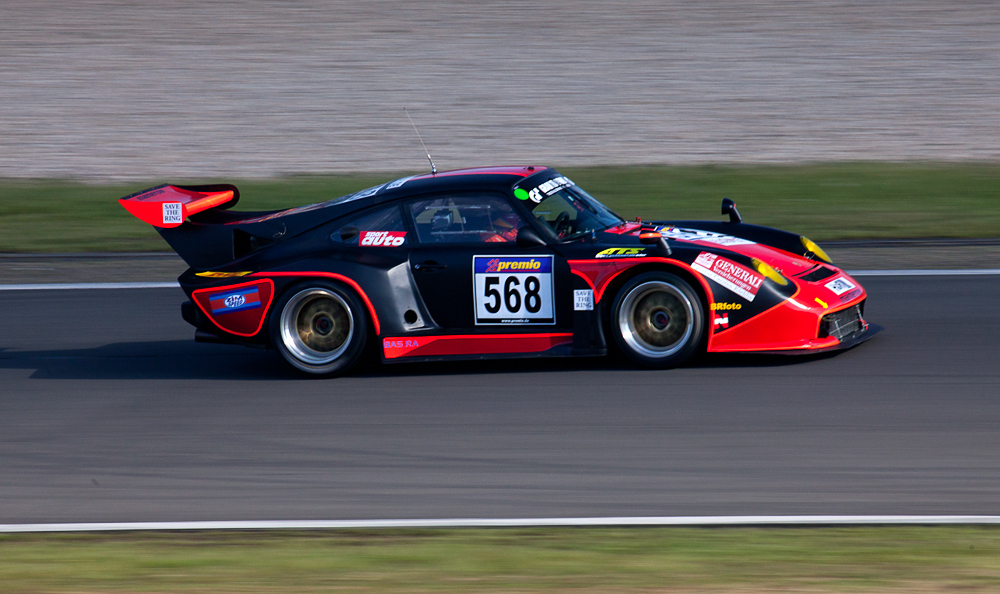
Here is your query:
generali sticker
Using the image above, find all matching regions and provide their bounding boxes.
[692,252,764,302]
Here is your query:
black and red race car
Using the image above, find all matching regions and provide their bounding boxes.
[119,166,875,376]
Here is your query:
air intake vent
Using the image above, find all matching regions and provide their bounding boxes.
[233,229,274,258]
[798,265,837,282]
[820,304,865,340]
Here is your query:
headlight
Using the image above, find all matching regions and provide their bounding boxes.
[752,258,789,286]
[800,236,832,263]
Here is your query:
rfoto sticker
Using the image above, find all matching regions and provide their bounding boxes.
[574,289,594,311]
[162,202,183,224]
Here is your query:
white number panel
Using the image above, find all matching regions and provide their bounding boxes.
[473,255,555,325]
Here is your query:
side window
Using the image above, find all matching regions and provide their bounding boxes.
[331,204,408,247]
[408,194,526,244]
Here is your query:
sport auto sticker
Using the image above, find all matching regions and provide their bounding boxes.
[360,230,406,247]
[473,255,555,325]
[691,252,764,302]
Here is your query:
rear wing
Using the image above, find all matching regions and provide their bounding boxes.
[119,184,239,228]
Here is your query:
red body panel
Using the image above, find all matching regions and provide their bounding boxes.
[709,269,866,351]
[382,333,573,359]
[192,279,274,337]
[570,253,866,354]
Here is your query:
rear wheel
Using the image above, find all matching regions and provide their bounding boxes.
[611,272,704,368]
[270,281,368,376]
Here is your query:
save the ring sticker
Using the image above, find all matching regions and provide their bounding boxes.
[473,255,555,325]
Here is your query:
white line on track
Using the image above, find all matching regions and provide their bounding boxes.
[0,282,179,290]
[847,269,1000,276]
[3,516,1000,533]
[0,269,999,291]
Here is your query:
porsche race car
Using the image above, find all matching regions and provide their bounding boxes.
[119,166,876,376]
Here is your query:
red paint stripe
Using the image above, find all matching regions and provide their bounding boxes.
[382,333,573,359]
[251,272,381,336]
[570,269,595,292]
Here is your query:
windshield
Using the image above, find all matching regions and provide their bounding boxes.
[517,178,624,241]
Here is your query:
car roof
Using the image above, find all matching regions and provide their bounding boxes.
[379,165,547,198]
[218,166,554,238]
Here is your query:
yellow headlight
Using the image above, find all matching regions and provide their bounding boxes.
[752,258,789,286]
[800,236,832,263]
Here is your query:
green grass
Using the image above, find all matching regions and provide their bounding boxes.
[1,162,998,252]
[2,527,1000,592]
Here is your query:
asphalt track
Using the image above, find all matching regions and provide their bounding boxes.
[1,275,999,524]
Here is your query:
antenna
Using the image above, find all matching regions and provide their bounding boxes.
[404,108,436,174]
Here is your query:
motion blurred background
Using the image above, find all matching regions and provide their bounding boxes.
[2,0,998,179]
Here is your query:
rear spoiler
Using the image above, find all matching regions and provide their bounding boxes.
[119,184,239,228]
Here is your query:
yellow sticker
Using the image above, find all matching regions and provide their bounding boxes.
[814,297,828,308]
[195,271,253,278]
[711,302,742,311]
[595,247,646,258]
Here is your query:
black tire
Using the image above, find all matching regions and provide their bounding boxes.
[269,281,368,376]
[610,271,705,368]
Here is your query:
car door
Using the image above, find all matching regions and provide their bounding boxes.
[406,191,572,332]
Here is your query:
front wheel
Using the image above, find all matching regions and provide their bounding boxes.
[269,281,368,376]
[610,272,704,368]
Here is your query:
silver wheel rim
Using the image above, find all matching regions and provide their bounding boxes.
[617,280,694,358]
[279,288,354,366]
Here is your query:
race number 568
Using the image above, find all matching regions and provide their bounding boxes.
[474,256,554,324]
[483,275,543,314]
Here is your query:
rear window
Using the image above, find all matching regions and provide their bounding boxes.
[331,205,409,247]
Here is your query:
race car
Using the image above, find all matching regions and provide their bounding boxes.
[119,166,875,376]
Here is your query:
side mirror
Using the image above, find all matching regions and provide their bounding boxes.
[516,226,547,248]
[639,231,661,244]
[721,198,742,224]
[639,231,672,256]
